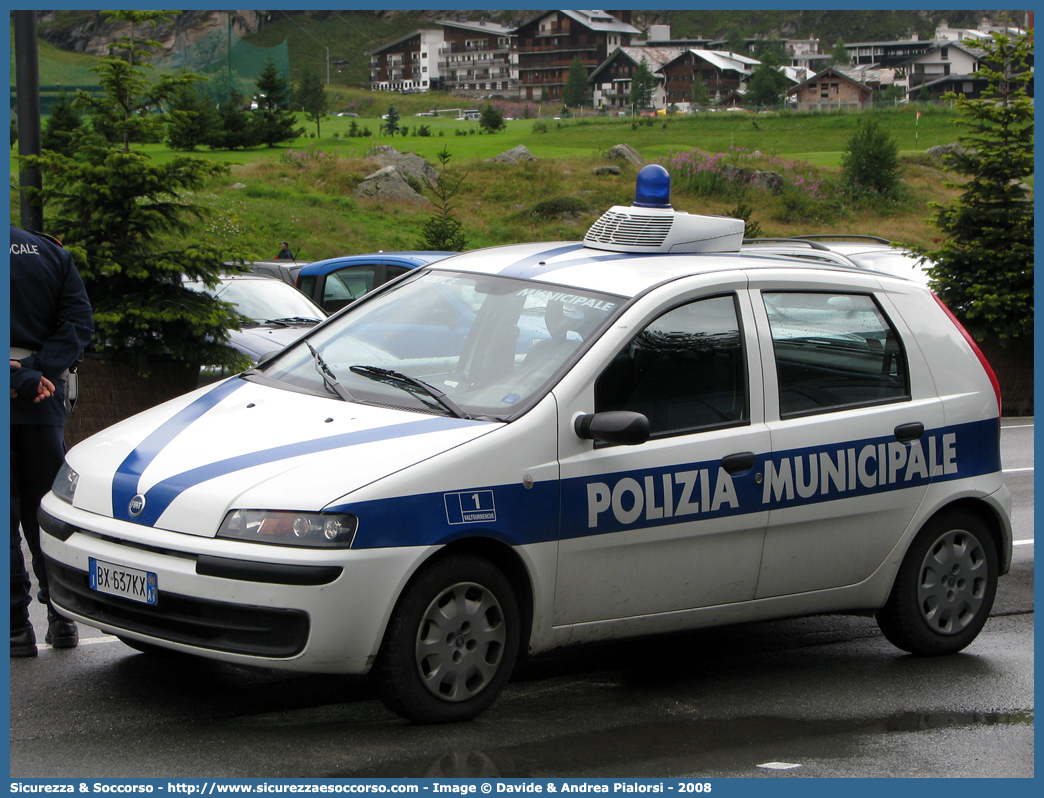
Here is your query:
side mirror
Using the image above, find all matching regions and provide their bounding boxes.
[574,411,651,446]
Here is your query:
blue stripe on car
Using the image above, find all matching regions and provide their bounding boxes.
[342,418,1001,549]
[112,383,481,526]
[496,245,647,280]
[112,379,245,518]
[494,244,584,278]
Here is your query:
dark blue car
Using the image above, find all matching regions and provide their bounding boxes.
[295,251,457,314]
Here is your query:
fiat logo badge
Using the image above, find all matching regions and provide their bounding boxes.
[129,494,146,517]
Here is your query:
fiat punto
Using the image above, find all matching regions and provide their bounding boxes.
[40,166,1011,724]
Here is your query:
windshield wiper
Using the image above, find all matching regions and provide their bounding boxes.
[265,316,322,326]
[307,342,354,401]
[349,365,471,420]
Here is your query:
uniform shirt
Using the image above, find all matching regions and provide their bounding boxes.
[10,224,94,426]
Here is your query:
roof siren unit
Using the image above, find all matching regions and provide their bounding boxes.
[584,164,745,254]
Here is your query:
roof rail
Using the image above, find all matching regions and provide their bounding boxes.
[742,237,831,251]
[793,234,892,244]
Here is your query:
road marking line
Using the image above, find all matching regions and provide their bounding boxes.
[40,635,122,650]
[1004,467,1034,473]
[1002,423,1034,429]
[757,762,802,770]
[1013,539,1034,546]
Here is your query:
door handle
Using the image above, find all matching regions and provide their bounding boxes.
[721,451,756,474]
[894,422,925,443]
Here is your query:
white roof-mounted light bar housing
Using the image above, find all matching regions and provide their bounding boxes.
[584,164,745,254]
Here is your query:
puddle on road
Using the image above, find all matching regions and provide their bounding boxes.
[345,710,1034,778]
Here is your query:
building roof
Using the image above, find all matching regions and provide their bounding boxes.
[786,66,874,96]
[559,10,640,35]
[366,29,440,57]
[908,72,989,93]
[436,19,514,37]
[834,66,885,85]
[661,49,761,75]
[895,40,987,67]
[843,39,934,48]
[780,65,812,85]
[588,45,683,81]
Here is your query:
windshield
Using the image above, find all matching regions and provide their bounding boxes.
[186,278,325,325]
[254,270,623,420]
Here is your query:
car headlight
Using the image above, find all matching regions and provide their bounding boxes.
[217,509,358,549]
[52,462,79,504]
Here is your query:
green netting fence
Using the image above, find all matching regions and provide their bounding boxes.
[13,19,290,115]
[154,24,291,105]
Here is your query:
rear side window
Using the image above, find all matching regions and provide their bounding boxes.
[595,294,748,437]
[763,292,909,417]
[328,266,377,302]
[322,266,379,312]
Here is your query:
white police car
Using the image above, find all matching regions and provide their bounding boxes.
[40,166,1011,724]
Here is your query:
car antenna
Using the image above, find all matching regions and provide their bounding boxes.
[293,233,312,262]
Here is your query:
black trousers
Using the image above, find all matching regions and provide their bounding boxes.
[10,424,65,623]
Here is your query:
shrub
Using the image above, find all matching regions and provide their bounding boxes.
[531,196,590,220]
[840,116,903,197]
[770,186,826,224]
[417,146,469,251]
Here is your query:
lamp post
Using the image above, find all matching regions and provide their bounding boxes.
[13,10,43,231]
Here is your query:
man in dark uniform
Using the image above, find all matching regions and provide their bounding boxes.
[10,223,94,657]
[275,241,294,260]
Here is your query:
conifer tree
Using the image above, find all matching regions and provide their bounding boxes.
[383,104,401,135]
[21,10,248,375]
[923,29,1034,342]
[830,40,851,67]
[41,91,84,155]
[252,57,302,147]
[563,56,589,108]
[418,147,468,252]
[479,104,506,133]
[296,68,329,137]
[689,74,710,110]
[75,10,198,152]
[745,64,789,109]
[628,58,656,110]
[213,90,256,150]
[165,83,221,151]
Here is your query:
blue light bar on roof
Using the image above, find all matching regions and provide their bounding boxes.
[633,164,672,209]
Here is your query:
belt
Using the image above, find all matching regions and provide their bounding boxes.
[10,347,71,380]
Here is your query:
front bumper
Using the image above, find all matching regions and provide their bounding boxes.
[45,556,312,657]
[38,494,433,673]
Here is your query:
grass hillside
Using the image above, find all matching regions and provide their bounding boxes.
[11,104,985,262]
[9,29,104,85]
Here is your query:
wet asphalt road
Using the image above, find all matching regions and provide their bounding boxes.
[9,420,1033,779]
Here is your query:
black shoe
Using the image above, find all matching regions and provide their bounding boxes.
[45,611,79,649]
[11,625,38,658]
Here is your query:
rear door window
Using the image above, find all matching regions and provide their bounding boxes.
[762,292,909,417]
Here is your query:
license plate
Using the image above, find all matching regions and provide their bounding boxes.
[89,558,158,605]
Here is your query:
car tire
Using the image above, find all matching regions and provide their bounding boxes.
[371,554,520,724]
[876,509,998,656]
